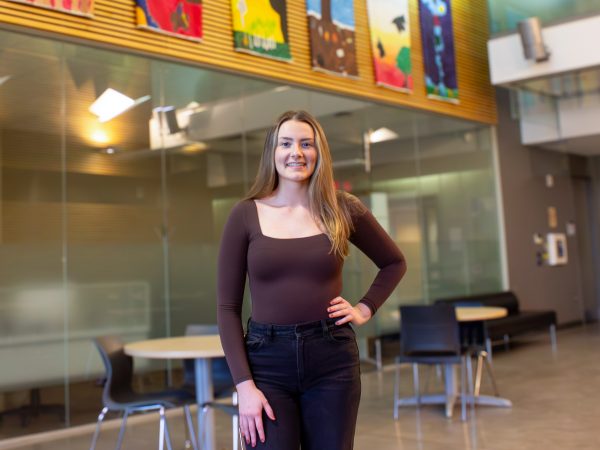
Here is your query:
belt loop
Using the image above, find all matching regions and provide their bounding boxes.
[268,324,274,342]
[321,319,329,339]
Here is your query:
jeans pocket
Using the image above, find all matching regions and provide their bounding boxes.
[329,325,355,343]
[244,333,266,351]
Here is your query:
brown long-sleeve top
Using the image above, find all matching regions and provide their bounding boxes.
[217,196,406,384]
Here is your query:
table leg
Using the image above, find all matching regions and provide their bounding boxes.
[444,364,457,418]
[195,358,215,450]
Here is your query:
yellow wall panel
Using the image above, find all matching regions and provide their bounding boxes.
[0,0,496,124]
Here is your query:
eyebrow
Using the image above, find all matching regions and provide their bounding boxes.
[278,137,314,142]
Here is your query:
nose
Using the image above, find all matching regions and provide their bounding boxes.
[290,142,303,157]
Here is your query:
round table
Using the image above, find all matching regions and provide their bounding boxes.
[125,335,224,450]
[456,306,508,322]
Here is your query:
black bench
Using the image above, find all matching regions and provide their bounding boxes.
[435,291,557,359]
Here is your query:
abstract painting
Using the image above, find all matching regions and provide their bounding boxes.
[306,0,358,77]
[7,0,94,16]
[366,0,412,92]
[418,0,459,102]
[232,0,291,61]
[135,0,203,41]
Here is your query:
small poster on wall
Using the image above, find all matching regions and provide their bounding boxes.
[418,0,459,103]
[231,0,291,61]
[135,0,203,41]
[306,0,358,77]
[7,0,94,16]
[366,0,412,92]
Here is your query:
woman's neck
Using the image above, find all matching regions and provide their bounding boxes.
[269,181,310,207]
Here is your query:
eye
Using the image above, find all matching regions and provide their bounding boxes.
[279,141,291,148]
[302,142,313,149]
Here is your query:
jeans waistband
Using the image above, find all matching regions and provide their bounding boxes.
[247,318,350,338]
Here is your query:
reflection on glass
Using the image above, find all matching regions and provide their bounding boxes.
[0,28,502,437]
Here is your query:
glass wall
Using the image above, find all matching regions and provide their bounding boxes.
[0,28,502,438]
[488,0,600,35]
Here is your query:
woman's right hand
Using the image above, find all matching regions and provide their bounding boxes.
[236,380,276,447]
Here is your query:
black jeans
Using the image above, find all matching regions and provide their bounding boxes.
[245,318,361,450]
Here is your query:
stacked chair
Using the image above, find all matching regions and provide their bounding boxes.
[393,305,474,421]
[90,335,198,450]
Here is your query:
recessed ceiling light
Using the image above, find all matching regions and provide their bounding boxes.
[369,127,399,144]
[91,129,109,144]
[89,88,150,122]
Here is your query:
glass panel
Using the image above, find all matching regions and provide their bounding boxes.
[0,27,504,438]
[0,31,67,436]
[62,43,164,426]
[488,0,600,35]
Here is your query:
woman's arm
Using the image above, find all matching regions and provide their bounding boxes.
[349,201,407,315]
[217,201,253,385]
[217,201,275,447]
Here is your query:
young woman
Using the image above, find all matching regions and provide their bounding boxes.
[217,110,406,449]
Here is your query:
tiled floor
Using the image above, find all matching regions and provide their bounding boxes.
[2,324,600,450]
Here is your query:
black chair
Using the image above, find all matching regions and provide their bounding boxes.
[393,305,473,421]
[184,324,244,450]
[90,335,199,450]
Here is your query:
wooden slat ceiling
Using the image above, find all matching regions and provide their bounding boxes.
[0,0,497,124]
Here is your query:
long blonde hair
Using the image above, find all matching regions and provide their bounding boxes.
[246,110,355,258]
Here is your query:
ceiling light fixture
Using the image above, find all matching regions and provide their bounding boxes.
[89,88,150,122]
[0,75,11,86]
[369,127,399,144]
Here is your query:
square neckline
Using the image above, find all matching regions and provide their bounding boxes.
[251,199,327,241]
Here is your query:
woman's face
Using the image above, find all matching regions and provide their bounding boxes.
[274,120,318,185]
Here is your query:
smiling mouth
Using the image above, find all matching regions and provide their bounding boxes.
[286,162,306,167]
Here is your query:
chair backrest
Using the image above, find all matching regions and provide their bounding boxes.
[399,305,461,356]
[184,324,234,397]
[93,335,134,407]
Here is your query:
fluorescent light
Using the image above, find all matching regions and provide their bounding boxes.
[0,75,10,86]
[89,88,150,122]
[369,127,399,144]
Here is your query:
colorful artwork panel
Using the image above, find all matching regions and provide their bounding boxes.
[366,0,412,92]
[306,0,358,77]
[135,0,203,41]
[232,0,291,61]
[7,0,94,16]
[418,0,459,102]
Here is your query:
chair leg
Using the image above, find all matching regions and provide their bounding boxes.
[375,338,383,371]
[485,338,493,363]
[550,324,557,353]
[460,357,467,422]
[412,364,420,406]
[503,334,510,351]
[89,406,108,450]
[158,407,174,450]
[466,353,474,409]
[115,410,129,450]
[474,351,485,397]
[184,405,199,450]
[233,391,240,450]
[393,359,401,420]
[482,353,500,397]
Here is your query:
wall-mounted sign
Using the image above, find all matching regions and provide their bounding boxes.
[135,0,203,41]
[306,0,358,77]
[366,0,412,92]
[232,0,291,61]
[418,0,459,102]
[7,0,94,16]
[547,233,568,266]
